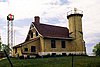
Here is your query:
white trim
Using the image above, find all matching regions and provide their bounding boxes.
[38,51,86,56]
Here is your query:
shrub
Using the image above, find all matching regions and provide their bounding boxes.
[19,56,24,59]
[43,54,51,58]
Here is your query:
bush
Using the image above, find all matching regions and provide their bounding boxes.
[51,53,56,57]
[36,54,41,58]
[68,53,87,56]
[19,56,24,59]
[43,54,51,58]
[27,55,30,59]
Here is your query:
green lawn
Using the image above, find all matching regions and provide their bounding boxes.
[0,56,100,67]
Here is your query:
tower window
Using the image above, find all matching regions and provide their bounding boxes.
[24,48,28,52]
[61,41,66,48]
[51,40,56,48]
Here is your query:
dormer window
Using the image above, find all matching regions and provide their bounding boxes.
[31,32,33,38]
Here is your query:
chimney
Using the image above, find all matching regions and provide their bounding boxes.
[34,16,40,23]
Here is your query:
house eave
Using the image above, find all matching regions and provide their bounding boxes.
[44,36,74,40]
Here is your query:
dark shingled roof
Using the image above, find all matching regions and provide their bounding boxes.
[33,22,69,38]
[13,17,71,48]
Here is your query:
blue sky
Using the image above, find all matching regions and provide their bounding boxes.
[0,0,100,55]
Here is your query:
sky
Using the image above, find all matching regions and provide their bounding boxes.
[0,0,100,55]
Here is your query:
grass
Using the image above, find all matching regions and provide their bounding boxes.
[0,56,100,67]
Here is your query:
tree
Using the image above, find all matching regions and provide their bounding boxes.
[93,42,100,56]
[2,44,11,53]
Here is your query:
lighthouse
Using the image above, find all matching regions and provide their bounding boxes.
[67,8,86,54]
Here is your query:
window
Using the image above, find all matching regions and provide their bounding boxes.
[31,32,33,38]
[36,31,38,36]
[15,48,17,53]
[61,41,66,48]
[24,48,28,52]
[51,40,56,48]
[31,46,36,52]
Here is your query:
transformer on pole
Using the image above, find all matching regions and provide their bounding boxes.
[7,14,14,55]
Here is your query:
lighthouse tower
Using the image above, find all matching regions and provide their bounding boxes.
[67,8,86,54]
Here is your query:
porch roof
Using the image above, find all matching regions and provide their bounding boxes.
[13,37,39,48]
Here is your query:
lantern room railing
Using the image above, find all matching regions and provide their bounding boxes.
[67,8,83,16]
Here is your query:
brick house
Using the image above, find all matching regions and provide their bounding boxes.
[13,9,86,57]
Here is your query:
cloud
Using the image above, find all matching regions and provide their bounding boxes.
[85,32,100,53]
[12,18,32,45]
[42,0,100,55]
[13,26,29,45]
[2,25,30,45]
[0,0,71,20]
[59,0,70,5]
[0,18,32,45]
[68,0,100,54]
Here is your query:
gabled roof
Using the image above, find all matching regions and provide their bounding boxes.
[33,22,69,38]
[13,16,71,48]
